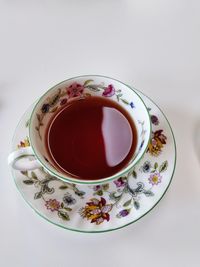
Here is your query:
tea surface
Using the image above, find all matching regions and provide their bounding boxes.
[46,96,137,180]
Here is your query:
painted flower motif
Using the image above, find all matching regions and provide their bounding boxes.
[140,161,151,173]
[117,209,130,218]
[80,197,112,225]
[93,184,109,196]
[102,84,115,97]
[63,193,76,206]
[148,172,162,185]
[151,115,159,125]
[114,177,127,187]
[93,185,101,191]
[41,103,50,113]
[45,199,60,212]
[74,190,86,197]
[66,82,84,98]
[147,130,167,156]
[130,102,135,108]
[60,98,68,105]
[17,138,30,148]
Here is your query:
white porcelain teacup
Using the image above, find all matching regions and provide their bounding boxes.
[8,75,151,184]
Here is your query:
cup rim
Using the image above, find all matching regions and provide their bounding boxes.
[29,75,152,184]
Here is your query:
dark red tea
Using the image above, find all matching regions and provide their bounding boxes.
[46,96,137,180]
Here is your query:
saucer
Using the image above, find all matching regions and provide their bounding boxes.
[11,90,176,233]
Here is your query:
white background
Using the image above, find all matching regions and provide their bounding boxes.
[0,1,200,266]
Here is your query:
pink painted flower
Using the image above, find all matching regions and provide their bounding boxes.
[114,177,127,187]
[148,173,162,185]
[66,82,84,98]
[102,84,115,97]
[45,199,60,212]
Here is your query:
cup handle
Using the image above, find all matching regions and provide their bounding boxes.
[8,147,41,171]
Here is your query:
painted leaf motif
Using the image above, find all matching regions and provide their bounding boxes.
[59,185,68,190]
[132,170,137,178]
[123,198,132,207]
[36,114,40,121]
[117,93,123,97]
[154,162,158,169]
[134,201,140,210]
[144,190,154,197]
[159,161,168,173]
[34,191,43,199]
[83,79,94,86]
[31,171,37,180]
[58,211,70,221]
[75,190,85,197]
[102,183,109,191]
[25,120,30,127]
[109,191,121,201]
[64,207,72,212]
[121,99,129,105]
[51,106,58,113]
[23,180,34,185]
[21,170,28,176]
[95,190,103,196]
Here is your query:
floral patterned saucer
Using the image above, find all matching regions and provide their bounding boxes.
[11,90,176,233]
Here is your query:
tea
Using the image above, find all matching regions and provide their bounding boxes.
[46,96,137,180]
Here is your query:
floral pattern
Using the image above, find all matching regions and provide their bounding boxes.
[114,177,127,187]
[17,110,168,224]
[147,130,167,156]
[63,193,76,206]
[151,115,159,125]
[116,209,131,218]
[19,163,85,221]
[92,184,109,196]
[35,80,132,139]
[148,173,162,185]
[45,199,60,212]
[66,82,84,98]
[147,109,167,156]
[140,161,151,173]
[12,91,176,232]
[80,197,112,225]
[102,84,115,97]
[17,137,30,148]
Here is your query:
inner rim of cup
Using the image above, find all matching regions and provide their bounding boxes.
[29,75,151,184]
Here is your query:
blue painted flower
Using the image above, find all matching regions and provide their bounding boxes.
[130,102,135,108]
[140,161,151,173]
[63,193,76,205]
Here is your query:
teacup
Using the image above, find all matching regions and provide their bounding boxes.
[8,75,151,184]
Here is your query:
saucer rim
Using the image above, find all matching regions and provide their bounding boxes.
[11,89,177,233]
